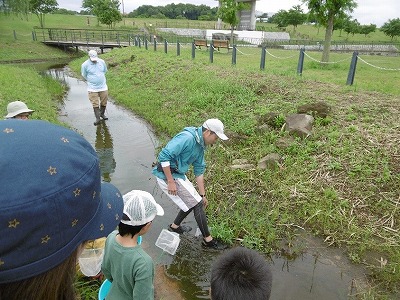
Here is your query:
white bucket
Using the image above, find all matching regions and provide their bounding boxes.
[155,229,180,255]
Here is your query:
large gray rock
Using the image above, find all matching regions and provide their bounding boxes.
[257,153,282,170]
[285,114,314,139]
[297,101,331,118]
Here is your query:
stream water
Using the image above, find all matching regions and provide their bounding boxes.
[48,65,368,300]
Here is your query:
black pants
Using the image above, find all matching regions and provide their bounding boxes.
[173,200,210,238]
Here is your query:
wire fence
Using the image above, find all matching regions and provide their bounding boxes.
[3,28,400,94]
[129,37,400,92]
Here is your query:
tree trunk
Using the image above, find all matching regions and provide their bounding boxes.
[230,26,234,44]
[321,14,334,63]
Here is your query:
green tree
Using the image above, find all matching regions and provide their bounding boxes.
[2,0,30,18]
[381,18,400,40]
[343,18,360,36]
[29,0,58,27]
[217,0,248,43]
[286,5,306,32]
[268,10,289,27]
[303,0,357,63]
[333,12,349,36]
[82,0,121,27]
[359,24,376,37]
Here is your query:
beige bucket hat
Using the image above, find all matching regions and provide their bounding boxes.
[5,101,34,118]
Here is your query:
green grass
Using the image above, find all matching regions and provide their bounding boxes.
[69,47,400,297]
[2,12,400,299]
[171,46,400,96]
[0,64,64,123]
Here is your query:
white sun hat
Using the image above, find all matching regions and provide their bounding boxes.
[5,101,34,118]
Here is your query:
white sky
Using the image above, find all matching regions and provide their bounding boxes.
[56,0,399,27]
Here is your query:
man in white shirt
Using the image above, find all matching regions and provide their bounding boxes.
[81,50,109,125]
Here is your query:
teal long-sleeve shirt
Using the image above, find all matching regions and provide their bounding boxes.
[152,126,206,180]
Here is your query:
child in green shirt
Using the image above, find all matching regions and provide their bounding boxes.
[102,190,164,300]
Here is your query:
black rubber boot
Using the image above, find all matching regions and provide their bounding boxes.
[93,107,101,125]
[100,106,108,120]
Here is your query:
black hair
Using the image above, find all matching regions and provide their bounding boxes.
[211,247,272,300]
[118,220,147,238]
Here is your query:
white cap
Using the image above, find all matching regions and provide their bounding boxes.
[121,190,164,226]
[5,101,34,118]
[89,50,98,61]
[203,118,228,140]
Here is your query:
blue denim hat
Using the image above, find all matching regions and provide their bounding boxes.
[0,120,123,284]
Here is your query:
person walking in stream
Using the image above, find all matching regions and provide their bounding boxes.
[81,50,109,125]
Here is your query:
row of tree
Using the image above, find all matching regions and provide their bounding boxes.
[0,0,123,27]
[127,3,218,21]
[268,1,399,62]
[1,0,58,27]
[268,5,378,37]
[2,0,399,63]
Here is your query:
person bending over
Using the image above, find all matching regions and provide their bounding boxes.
[152,118,229,250]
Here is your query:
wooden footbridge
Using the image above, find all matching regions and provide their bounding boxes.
[34,28,145,52]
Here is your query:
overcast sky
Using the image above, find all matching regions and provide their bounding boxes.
[56,0,399,27]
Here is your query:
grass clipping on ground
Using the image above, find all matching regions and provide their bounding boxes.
[72,47,400,291]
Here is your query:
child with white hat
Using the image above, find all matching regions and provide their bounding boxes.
[102,190,164,300]
[4,101,34,119]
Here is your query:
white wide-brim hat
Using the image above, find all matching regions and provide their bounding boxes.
[5,101,34,118]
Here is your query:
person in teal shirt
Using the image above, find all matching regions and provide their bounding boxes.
[152,118,228,250]
[102,190,164,300]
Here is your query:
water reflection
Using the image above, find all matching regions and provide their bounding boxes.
[95,123,116,182]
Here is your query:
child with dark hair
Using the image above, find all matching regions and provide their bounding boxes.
[211,247,273,300]
[101,190,164,300]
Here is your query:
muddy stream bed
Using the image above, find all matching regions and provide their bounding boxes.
[49,66,368,300]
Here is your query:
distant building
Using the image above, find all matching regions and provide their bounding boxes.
[216,0,258,31]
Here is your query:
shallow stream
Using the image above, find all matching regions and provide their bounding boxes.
[49,66,368,300]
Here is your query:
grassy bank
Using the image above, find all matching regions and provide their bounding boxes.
[70,47,400,298]
[2,12,399,298]
[0,64,64,122]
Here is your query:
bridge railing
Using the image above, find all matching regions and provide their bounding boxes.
[34,28,143,46]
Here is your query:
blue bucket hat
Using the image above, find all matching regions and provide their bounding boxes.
[0,120,123,284]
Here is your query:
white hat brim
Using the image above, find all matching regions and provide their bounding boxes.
[5,108,34,119]
[216,132,228,140]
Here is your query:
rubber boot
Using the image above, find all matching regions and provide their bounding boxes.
[93,107,101,126]
[100,106,108,120]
